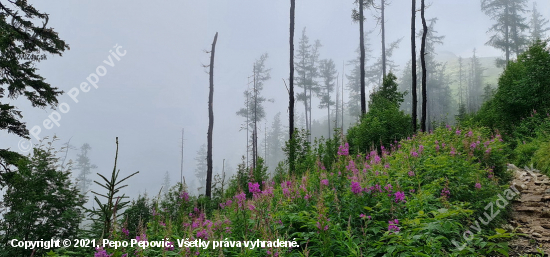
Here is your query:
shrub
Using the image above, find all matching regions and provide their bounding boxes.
[0,139,86,257]
[347,73,413,155]
[475,40,550,133]
[532,141,550,175]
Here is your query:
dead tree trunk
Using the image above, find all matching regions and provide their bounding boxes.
[289,0,296,173]
[420,0,427,132]
[381,0,386,78]
[411,0,418,132]
[206,32,218,198]
[360,0,367,115]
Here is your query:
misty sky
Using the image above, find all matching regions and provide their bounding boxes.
[1,0,549,199]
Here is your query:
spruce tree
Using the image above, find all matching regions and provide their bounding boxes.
[481,0,529,66]
[75,143,97,195]
[0,2,69,170]
[318,59,337,138]
[529,2,549,41]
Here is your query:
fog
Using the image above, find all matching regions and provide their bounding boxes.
[1,0,549,200]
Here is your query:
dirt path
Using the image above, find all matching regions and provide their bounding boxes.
[507,164,550,256]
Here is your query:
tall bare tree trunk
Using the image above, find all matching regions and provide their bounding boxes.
[335,75,339,132]
[411,0,418,132]
[246,89,249,166]
[360,0,367,115]
[341,62,344,131]
[505,4,510,64]
[327,98,331,138]
[420,0,427,132]
[289,0,296,173]
[206,32,218,198]
[381,0,386,78]
[253,71,257,169]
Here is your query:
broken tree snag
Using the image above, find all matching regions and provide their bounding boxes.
[206,32,218,198]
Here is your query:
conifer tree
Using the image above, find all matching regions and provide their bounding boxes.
[0,1,69,170]
[237,54,271,169]
[481,0,529,66]
[318,59,337,138]
[529,2,549,41]
[75,143,97,195]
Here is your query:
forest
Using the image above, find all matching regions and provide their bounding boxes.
[1,0,550,256]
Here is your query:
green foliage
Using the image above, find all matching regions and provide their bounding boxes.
[0,2,68,139]
[252,157,268,184]
[0,138,86,257]
[475,40,550,132]
[533,141,550,175]
[122,194,152,240]
[225,156,249,198]
[48,126,513,256]
[88,138,138,240]
[347,73,413,155]
[284,129,314,176]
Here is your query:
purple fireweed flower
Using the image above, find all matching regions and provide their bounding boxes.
[418,145,424,154]
[122,228,129,237]
[470,142,477,149]
[321,179,329,186]
[360,213,366,218]
[388,219,400,233]
[136,233,147,242]
[197,229,208,240]
[450,147,457,157]
[456,130,461,135]
[234,192,246,208]
[475,183,482,189]
[338,143,349,156]
[282,188,290,197]
[373,155,381,164]
[446,124,451,131]
[351,182,362,194]
[384,183,393,192]
[94,247,112,257]
[408,171,415,177]
[248,204,256,211]
[441,188,450,198]
[409,189,415,193]
[164,241,175,251]
[467,131,473,137]
[384,163,390,169]
[248,182,261,194]
[179,191,190,202]
[394,191,406,203]
[411,151,418,158]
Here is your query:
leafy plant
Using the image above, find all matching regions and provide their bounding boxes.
[88,137,138,240]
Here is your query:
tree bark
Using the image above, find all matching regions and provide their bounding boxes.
[327,98,331,138]
[253,70,257,169]
[505,3,510,64]
[289,0,296,173]
[381,0,386,78]
[411,0,417,132]
[206,32,218,198]
[360,0,366,115]
[420,0,427,132]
